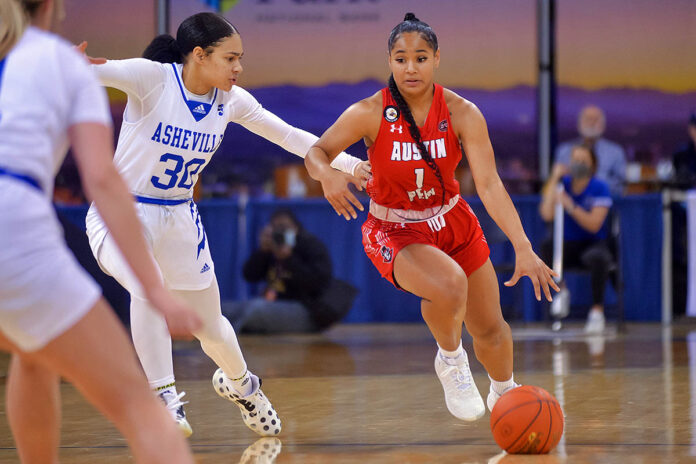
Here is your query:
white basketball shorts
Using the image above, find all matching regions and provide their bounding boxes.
[0,179,101,352]
[86,199,215,296]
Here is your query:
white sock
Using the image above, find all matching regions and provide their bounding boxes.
[229,370,253,396]
[489,374,516,395]
[438,341,465,365]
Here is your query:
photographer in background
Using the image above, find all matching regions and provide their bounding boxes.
[222,208,357,333]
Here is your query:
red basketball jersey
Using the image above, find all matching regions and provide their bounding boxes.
[366,84,462,210]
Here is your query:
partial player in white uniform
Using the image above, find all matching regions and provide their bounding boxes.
[80,11,369,437]
[0,0,201,463]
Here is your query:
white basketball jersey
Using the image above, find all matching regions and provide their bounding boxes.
[114,63,229,199]
[0,27,110,197]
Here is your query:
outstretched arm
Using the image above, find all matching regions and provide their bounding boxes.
[74,42,165,122]
[451,98,559,301]
[305,99,377,220]
[229,87,370,181]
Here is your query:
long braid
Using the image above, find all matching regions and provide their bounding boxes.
[387,74,446,213]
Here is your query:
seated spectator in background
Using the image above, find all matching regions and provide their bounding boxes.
[670,112,696,316]
[222,208,357,333]
[539,144,613,333]
[672,112,696,188]
[554,105,626,195]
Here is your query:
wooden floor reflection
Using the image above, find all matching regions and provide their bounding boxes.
[0,322,695,463]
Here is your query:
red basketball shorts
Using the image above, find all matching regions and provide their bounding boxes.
[361,197,490,289]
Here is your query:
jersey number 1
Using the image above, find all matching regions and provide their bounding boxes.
[414,168,424,188]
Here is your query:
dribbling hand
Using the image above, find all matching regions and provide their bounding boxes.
[147,287,202,339]
[504,246,560,302]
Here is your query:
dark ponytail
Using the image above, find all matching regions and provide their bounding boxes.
[143,34,183,63]
[143,12,239,64]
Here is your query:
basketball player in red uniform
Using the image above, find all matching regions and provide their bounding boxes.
[305,13,559,421]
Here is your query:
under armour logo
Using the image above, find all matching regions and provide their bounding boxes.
[390,124,403,134]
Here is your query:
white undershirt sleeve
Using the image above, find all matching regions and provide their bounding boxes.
[90,58,167,122]
[228,86,362,175]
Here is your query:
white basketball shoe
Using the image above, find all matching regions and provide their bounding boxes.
[213,368,281,436]
[434,350,485,421]
[158,388,193,437]
[487,382,521,412]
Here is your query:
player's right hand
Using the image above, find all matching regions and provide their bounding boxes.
[74,41,107,65]
[146,287,202,339]
[319,170,364,220]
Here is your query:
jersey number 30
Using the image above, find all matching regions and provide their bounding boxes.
[151,153,206,190]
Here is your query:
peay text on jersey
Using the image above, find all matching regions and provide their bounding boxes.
[150,122,224,153]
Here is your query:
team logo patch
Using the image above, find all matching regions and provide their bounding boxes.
[384,106,400,123]
[438,119,448,132]
[380,245,393,263]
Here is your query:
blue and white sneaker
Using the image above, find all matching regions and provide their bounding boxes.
[158,389,192,437]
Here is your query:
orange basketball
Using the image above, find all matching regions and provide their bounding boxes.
[490,385,564,454]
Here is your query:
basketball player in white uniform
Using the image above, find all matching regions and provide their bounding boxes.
[81,12,368,437]
[0,0,200,462]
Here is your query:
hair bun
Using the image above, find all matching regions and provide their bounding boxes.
[404,12,418,22]
[167,36,181,53]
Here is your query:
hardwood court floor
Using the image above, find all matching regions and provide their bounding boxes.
[0,321,694,463]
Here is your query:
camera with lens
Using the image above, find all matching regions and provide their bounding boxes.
[271,227,296,247]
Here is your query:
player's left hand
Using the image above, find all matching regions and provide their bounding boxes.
[74,41,107,65]
[504,246,560,302]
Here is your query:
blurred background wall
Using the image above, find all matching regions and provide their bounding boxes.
[57,0,695,197]
[55,0,695,323]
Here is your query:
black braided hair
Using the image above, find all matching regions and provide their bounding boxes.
[387,13,445,215]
